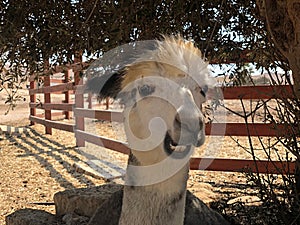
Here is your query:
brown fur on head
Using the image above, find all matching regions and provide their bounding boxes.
[122,35,212,89]
[85,35,214,102]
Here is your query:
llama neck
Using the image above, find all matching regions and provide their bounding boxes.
[119,153,189,225]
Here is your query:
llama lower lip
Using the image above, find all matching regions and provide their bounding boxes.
[164,132,191,159]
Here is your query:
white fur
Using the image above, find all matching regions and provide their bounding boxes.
[132,35,216,89]
[119,163,189,225]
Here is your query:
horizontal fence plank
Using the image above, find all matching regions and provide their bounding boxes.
[222,85,293,99]
[35,112,66,118]
[74,108,123,122]
[30,103,74,111]
[205,122,291,137]
[75,130,130,155]
[190,158,295,174]
[50,79,65,84]
[29,116,74,132]
[29,78,67,83]
[29,82,75,94]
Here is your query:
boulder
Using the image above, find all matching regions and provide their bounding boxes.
[184,190,230,225]
[5,209,59,225]
[87,185,229,225]
[6,183,229,225]
[62,212,90,225]
[54,183,122,218]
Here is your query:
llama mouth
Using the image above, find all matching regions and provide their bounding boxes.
[164,132,191,159]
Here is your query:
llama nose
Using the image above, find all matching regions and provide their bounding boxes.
[175,106,204,135]
[175,114,204,138]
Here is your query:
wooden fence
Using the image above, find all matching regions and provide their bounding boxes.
[29,70,75,134]
[29,64,297,175]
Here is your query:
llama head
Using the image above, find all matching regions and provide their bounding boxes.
[86,35,215,184]
[119,74,205,166]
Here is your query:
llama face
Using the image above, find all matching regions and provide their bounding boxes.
[119,75,206,166]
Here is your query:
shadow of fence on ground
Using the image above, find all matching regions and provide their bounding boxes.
[6,127,98,189]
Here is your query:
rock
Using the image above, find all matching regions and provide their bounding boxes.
[184,190,230,225]
[88,188,123,225]
[62,212,89,225]
[56,183,229,225]
[5,209,59,225]
[54,183,123,218]
[88,187,229,225]
[6,183,229,225]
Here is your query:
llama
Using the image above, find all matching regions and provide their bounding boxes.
[86,35,228,225]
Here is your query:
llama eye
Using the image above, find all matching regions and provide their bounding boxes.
[200,85,208,97]
[138,84,155,97]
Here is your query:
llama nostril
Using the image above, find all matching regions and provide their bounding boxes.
[198,119,204,131]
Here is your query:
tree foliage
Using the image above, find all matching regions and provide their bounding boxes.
[0,1,287,73]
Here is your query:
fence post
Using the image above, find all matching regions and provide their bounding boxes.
[29,75,36,126]
[74,51,85,147]
[64,69,71,119]
[44,75,52,134]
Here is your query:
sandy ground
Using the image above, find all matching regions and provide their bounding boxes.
[0,89,288,225]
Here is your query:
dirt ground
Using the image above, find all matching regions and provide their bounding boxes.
[1,121,254,225]
[0,90,288,225]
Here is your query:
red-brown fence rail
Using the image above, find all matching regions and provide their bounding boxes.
[29,64,296,175]
[73,83,296,175]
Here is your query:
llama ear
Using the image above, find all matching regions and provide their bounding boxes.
[85,70,125,100]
